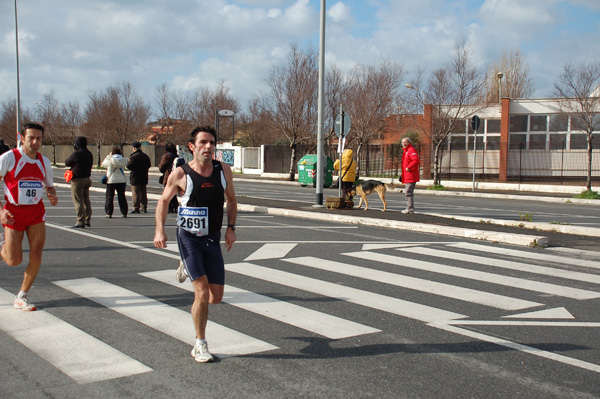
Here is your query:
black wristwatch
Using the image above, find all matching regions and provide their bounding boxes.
[227,224,236,231]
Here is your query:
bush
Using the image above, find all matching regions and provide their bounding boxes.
[574,190,600,199]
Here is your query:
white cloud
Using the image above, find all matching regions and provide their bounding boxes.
[1,0,599,116]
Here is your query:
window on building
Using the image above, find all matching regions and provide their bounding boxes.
[509,134,526,149]
[451,120,467,134]
[486,136,500,150]
[549,115,568,132]
[570,133,587,149]
[529,134,547,150]
[468,136,484,150]
[530,115,547,132]
[450,135,466,150]
[509,115,528,132]
[486,119,501,133]
[549,134,566,150]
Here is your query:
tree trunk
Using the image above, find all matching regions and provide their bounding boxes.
[52,144,56,164]
[587,135,593,191]
[288,143,297,181]
[97,144,102,168]
[432,142,442,186]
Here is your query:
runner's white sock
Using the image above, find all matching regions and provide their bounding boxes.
[17,291,27,299]
[196,338,207,347]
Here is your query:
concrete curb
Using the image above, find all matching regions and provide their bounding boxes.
[236,203,549,248]
[424,212,600,238]
[54,183,560,248]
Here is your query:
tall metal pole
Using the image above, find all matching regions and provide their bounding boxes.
[315,0,326,206]
[14,0,22,146]
[472,129,477,192]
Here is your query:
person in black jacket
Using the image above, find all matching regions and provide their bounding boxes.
[158,143,181,213]
[65,136,93,228]
[127,141,151,214]
[0,139,9,155]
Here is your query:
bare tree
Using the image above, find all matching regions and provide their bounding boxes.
[116,82,151,145]
[405,40,486,186]
[61,100,83,143]
[0,98,19,147]
[84,90,111,165]
[261,43,319,181]
[325,64,350,157]
[553,60,600,192]
[85,82,150,152]
[154,84,192,146]
[481,48,534,103]
[40,91,64,163]
[237,96,278,147]
[188,80,240,143]
[343,60,404,174]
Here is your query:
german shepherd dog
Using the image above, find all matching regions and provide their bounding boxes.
[349,180,397,212]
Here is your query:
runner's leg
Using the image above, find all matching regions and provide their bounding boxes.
[20,222,46,292]
[1,227,25,266]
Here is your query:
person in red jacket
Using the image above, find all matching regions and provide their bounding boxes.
[400,137,420,214]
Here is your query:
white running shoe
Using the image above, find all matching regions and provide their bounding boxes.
[14,296,37,311]
[175,261,187,283]
[401,209,414,214]
[191,342,214,363]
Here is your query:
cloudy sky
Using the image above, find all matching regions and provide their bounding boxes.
[1,0,599,119]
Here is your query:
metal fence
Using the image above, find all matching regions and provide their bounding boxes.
[351,142,600,185]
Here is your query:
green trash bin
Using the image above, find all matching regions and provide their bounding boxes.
[297,154,333,188]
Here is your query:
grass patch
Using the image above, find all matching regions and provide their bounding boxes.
[519,212,533,222]
[573,190,600,200]
[427,184,446,191]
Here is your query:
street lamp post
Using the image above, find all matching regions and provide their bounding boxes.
[215,109,235,143]
[497,72,504,104]
[14,0,22,146]
[315,0,326,206]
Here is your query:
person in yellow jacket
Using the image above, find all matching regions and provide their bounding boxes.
[333,149,357,200]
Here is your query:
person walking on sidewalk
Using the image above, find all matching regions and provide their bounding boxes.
[65,136,93,228]
[333,148,357,200]
[127,141,151,214]
[154,126,237,363]
[101,147,128,218]
[0,122,58,311]
[158,143,182,213]
[400,137,420,214]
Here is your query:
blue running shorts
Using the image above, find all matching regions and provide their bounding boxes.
[176,228,225,285]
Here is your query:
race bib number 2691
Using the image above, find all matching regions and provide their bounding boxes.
[177,206,209,236]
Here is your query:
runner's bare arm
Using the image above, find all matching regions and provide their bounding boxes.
[46,186,58,206]
[0,176,13,225]
[154,167,185,248]
[222,163,237,252]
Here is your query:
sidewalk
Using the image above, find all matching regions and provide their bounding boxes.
[56,167,600,259]
[231,174,600,259]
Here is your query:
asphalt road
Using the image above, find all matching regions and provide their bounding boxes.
[232,178,600,229]
[1,180,599,398]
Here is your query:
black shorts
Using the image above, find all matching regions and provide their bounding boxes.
[176,228,225,285]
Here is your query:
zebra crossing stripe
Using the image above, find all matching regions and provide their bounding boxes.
[346,251,600,300]
[283,256,543,311]
[429,322,600,375]
[0,288,152,384]
[141,270,381,339]
[402,247,600,285]
[450,242,600,271]
[226,262,467,322]
[53,278,278,358]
